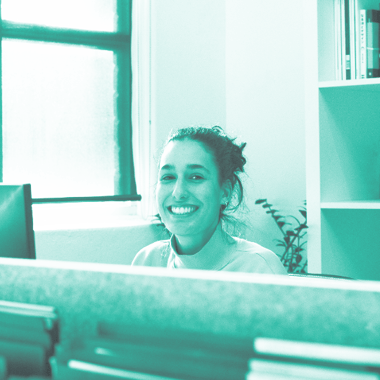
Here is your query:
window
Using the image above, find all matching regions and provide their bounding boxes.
[0,0,139,203]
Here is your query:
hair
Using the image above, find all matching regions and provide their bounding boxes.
[163,125,247,222]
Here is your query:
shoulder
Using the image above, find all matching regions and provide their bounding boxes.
[223,237,287,275]
[131,240,171,267]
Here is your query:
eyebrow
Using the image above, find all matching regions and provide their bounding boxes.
[160,164,210,173]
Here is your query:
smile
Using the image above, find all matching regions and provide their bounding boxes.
[169,206,198,215]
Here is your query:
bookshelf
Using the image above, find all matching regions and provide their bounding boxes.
[304,1,380,280]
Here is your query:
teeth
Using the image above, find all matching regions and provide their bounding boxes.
[171,206,196,215]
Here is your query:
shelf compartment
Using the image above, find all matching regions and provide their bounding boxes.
[319,87,380,202]
[321,208,380,281]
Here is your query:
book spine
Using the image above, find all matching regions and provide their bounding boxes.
[341,0,347,79]
[360,9,367,78]
[335,0,343,80]
[349,0,356,78]
[366,9,380,78]
[345,0,351,79]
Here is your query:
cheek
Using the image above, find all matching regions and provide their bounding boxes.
[156,183,169,209]
[202,184,223,206]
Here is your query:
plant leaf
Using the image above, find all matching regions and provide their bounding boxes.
[299,210,307,218]
[278,221,285,228]
[262,204,272,208]
[286,230,296,236]
[255,199,267,204]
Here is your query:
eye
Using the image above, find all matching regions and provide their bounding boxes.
[160,174,176,181]
[190,174,204,180]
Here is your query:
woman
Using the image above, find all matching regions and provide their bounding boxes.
[132,126,287,274]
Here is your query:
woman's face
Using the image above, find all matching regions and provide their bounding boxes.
[157,139,227,239]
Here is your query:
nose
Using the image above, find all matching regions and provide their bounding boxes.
[172,178,189,200]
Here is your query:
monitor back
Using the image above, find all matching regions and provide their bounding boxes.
[0,184,35,259]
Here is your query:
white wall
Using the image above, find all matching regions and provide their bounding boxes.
[150,0,226,155]
[225,0,306,256]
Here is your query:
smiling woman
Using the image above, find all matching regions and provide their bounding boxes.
[132,126,287,274]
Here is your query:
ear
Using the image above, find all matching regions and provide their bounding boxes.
[220,179,232,205]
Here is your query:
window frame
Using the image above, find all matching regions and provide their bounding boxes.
[0,0,140,204]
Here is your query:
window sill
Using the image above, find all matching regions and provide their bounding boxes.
[32,202,157,231]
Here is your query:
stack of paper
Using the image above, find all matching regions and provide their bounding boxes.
[247,337,380,380]
[0,300,58,378]
[51,322,253,380]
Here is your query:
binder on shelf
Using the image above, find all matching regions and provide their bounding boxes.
[365,9,380,77]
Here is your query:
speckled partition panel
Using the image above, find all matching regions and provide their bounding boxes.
[0,258,378,349]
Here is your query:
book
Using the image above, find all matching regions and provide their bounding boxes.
[0,300,58,332]
[0,301,59,352]
[249,358,380,380]
[335,0,344,79]
[0,301,59,377]
[345,0,352,79]
[0,324,52,351]
[341,0,348,79]
[246,374,302,380]
[97,321,253,358]
[51,357,182,380]
[8,377,51,380]
[353,0,380,78]
[349,0,357,78]
[366,9,380,77]
[55,338,248,380]
[360,9,368,77]
[0,339,47,377]
[253,338,380,368]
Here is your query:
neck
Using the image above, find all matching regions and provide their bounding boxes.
[175,222,220,255]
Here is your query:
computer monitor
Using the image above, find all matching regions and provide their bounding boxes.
[0,184,35,259]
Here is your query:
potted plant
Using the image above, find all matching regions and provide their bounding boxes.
[255,199,308,273]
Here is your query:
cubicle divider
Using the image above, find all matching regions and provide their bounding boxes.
[0,258,378,351]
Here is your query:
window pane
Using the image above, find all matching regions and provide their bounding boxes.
[2,39,116,198]
[1,0,117,32]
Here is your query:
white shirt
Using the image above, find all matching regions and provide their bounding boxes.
[132,225,287,275]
